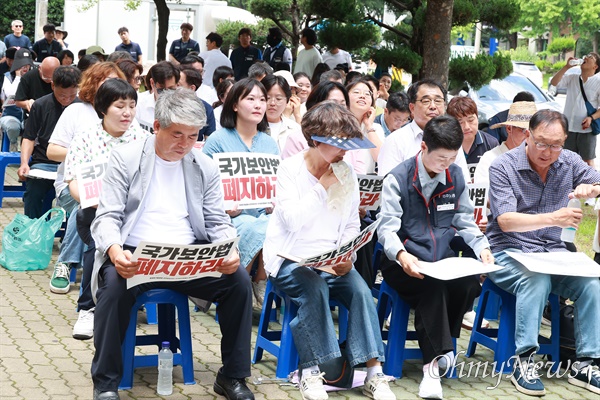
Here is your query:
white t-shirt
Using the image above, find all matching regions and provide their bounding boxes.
[49,102,99,194]
[378,120,471,181]
[199,48,232,89]
[562,73,600,133]
[322,49,353,71]
[197,83,218,105]
[135,91,155,133]
[126,157,196,247]
[294,47,323,76]
[214,105,223,130]
[473,143,509,183]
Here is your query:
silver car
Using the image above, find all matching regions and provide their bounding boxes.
[466,73,562,130]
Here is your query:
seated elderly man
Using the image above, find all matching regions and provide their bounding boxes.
[90,88,254,400]
[487,109,600,397]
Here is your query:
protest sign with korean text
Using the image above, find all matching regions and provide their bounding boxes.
[467,163,478,183]
[76,159,109,209]
[213,152,280,210]
[128,237,240,289]
[278,220,381,275]
[357,175,384,210]
[467,182,489,225]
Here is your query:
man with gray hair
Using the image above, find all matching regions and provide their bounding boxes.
[247,60,273,80]
[4,20,32,50]
[90,88,254,400]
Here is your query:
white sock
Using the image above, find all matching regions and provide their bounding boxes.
[366,365,383,381]
[438,351,455,369]
[302,365,320,378]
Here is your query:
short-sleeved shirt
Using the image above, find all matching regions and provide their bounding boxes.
[23,93,80,166]
[202,128,280,158]
[32,38,62,61]
[14,67,52,103]
[199,49,232,88]
[4,34,32,50]
[487,143,600,253]
[322,49,353,71]
[115,42,142,61]
[169,38,200,62]
[294,47,322,76]
[230,45,262,81]
[465,130,499,164]
[64,122,150,181]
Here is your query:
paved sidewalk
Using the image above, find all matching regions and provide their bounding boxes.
[0,166,590,399]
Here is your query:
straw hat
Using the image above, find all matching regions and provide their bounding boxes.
[490,101,537,129]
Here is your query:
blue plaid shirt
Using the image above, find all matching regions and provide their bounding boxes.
[487,142,600,253]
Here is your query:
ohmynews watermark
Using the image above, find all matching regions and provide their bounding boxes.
[430,351,588,390]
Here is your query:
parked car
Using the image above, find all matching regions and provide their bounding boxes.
[464,73,562,130]
[512,61,544,89]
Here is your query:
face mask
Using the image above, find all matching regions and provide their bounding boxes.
[267,36,279,47]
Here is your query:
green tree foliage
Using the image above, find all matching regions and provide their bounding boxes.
[448,53,496,90]
[492,51,513,79]
[516,0,600,41]
[0,0,65,39]
[547,36,576,59]
[317,21,380,53]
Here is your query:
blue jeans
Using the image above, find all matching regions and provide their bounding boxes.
[270,260,384,369]
[23,163,57,219]
[56,187,84,266]
[490,250,600,358]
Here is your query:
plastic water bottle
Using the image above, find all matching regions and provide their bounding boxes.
[560,198,581,242]
[569,59,584,66]
[157,341,173,395]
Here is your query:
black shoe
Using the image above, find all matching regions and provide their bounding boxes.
[93,388,120,400]
[214,369,255,400]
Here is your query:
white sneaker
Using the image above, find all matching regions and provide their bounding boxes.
[72,308,94,340]
[585,198,596,206]
[419,364,443,399]
[461,310,489,330]
[299,371,328,400]
[363,373,396,400]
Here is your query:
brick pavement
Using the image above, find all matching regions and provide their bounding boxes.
[0,165,592,399]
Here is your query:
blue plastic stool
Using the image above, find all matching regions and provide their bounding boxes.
[377,280,457,378]
[146,304,158,325]
[252,280,348,379]
[119,289,195,390]
[0,152,25,206]
[466,279,560,373]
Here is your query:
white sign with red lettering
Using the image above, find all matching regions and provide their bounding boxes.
[357,175,384,210]
[278,220,380,275]
[127,237,239,289]
[76,159,109,209]
[213,152,280,210]
[467,182,489,225]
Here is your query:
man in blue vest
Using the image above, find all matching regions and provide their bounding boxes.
[377,115,494,400]
[168,23,200,64]
[262,27,292,70]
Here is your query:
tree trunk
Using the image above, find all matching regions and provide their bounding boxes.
[507,32,518,50]
[421,0,454,87]
[290,0,301,63]
[154,0,170,61]
[593,31,599,54]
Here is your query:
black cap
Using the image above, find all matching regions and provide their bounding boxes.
[10,48,34,72]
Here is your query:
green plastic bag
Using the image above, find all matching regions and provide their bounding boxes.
[0,207,65,271]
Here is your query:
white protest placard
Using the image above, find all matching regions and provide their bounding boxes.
[278,220,381,275]
[397,257,502,280]
[25,169,58,180]
[504,251,600,278]
[213,152,280,210]
[76,159,109,209]
[357,175,384,210]
[467,163,478,183]
[128,237,240,289]
[467,181,489,225]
